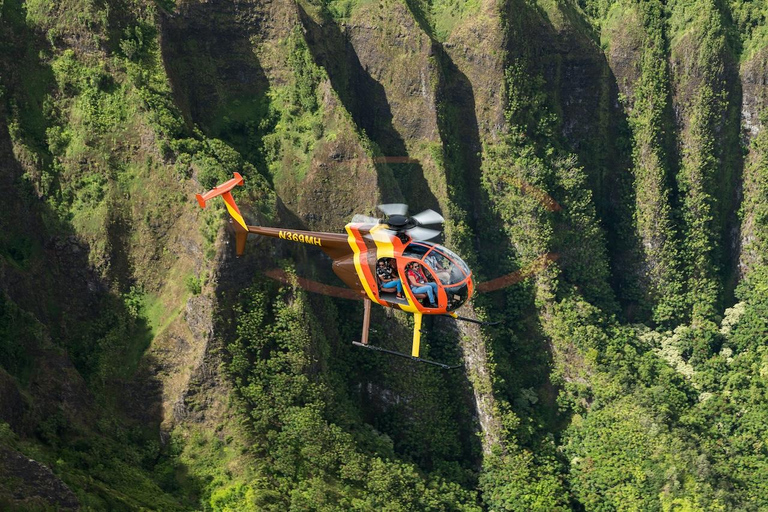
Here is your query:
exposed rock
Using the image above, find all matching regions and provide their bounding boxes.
[28,348,96,429]
[603,5,643,103]
[179,326,228,426]
[0,447,80,510]
[186,294,213,341]
[456,309,504,455]
[741,47,768,140]
[345,2,438,143]
[161,0,272,126]
[0,369,28,434]
[444,0,507,141]
[739,47,768,278]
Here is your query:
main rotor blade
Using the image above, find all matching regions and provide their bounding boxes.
[406,226,441,241]
[378,203,408,216]
[475,253,559,293]
[364,228,398,242]
[351,214,380,224]
[264,269,363,301]
[412,209,444,226]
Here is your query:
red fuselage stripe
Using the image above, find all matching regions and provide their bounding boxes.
[348,224,378,301]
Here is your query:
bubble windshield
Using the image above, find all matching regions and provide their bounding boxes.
[421,246,470,285]
[402,242,431,260]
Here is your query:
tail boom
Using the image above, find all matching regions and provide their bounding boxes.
[196,174,353,261]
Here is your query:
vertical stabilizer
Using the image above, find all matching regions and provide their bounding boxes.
[234,222,248,256]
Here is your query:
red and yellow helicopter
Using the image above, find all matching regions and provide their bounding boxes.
[198,173,555,369]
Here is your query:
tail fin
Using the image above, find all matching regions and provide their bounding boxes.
[195,173,247,230]
[234,222,248,256]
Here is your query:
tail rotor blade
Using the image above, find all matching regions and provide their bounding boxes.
[378,203,408,216]
[406,226,441,241]
[412,209,444,226]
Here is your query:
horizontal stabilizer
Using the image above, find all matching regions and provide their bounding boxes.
[195,172,244,208]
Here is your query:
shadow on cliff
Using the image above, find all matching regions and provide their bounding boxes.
[0,106,176,509]
[709,0,745,307]
[0,11,201,505]
[296,4,486,473]
[507,0,649,320]
[160,2,272,182]
[297,4,440,214]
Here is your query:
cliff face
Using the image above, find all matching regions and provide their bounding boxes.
[2,0,768,509]
[740,46,768,280]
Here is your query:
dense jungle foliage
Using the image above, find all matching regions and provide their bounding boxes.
[1,0,768,510]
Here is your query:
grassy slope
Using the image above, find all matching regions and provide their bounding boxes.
[0,0,253,508]
[1,0,768,510]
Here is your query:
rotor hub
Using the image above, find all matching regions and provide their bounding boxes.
[386,214,410,229]
[362,203,445,241]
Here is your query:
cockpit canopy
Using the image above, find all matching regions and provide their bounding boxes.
[403,242,470,284]
[402,242,472,311]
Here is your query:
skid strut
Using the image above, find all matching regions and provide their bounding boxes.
[360,298,372,346]
[354,301,461,370]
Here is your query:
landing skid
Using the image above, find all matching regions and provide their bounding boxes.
[354,298,462,370]
[352,342,461,370]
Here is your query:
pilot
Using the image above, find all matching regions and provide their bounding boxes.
[377,259,403,298]
[425,252,451,284]
[406,262,438,308]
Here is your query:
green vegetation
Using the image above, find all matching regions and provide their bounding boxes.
[668,0,741,326]
[321,0,373,20]
[2,0,768,509]
[266,28,326,184]
[0,292,39,380]
[410,0,482,41]
[730,0,768,60]
[624,0,686,325]
[218,278,480,510]
[741,109,768,291]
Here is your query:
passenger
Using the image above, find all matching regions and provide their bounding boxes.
[377,259,403,298]
[406,262,438,308]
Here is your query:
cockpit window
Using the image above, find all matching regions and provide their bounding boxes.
[435,246,470,276]
[423,248,468,285]
[402,243,431,260]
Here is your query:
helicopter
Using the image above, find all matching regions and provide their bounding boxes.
[197,173,554,369]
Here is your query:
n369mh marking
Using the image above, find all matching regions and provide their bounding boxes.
[279,230,322,247]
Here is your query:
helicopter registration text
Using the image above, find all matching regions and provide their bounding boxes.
[279,230,322,247]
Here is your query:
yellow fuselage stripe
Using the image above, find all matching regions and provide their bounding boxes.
[346,224,377,302]
[223,192,247,230]
[369,225,420,313]
[369,224,394,258]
